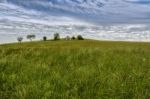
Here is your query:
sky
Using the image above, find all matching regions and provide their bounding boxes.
[0,0,150,24]
[0,0,150,43]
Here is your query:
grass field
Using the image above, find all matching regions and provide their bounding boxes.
[0,40,150,99]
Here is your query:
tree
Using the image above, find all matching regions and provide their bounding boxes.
[17,37,23,42]
[54,33,60,40]
[65,36,71,40]
[27,34,36,41]
[77,35,84,40]
[43,36,47,41]
[71,36,76,40]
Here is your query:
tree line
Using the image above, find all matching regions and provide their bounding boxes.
[17,33,84,42]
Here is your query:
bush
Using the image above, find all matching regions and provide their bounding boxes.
[17,37,23,42]
[77,35,84,40]
[43,36,47,41]
[27,34,36,41]
[54,33,60,40]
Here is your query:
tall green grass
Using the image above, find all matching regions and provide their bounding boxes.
[0,40,150,99]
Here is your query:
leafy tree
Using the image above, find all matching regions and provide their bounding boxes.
[54,33,60,40]
[71,36,76,40]
[43,36,47,41]
[27,34,36,41]
[66,36,71,40]
[77,35,84,40]
[17,37,23,42]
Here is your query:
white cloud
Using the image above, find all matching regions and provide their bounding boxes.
[0,0,150,43]
[1,0,150,23]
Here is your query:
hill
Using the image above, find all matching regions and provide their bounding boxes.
[0,40,150,99]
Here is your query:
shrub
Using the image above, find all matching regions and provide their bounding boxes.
[77,35,84,40]
[43,36,47,41]
[54,33,60,40]
[17,37,23,42]
[27,34,36,41]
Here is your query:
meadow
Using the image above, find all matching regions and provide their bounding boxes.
[0,40,150,99]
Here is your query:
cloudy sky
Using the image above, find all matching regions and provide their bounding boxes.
[0,0,150,43]
[1,0,150,24]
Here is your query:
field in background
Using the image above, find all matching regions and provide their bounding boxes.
[0,40,150,99]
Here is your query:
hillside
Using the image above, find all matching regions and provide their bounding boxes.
[0,40,150,99]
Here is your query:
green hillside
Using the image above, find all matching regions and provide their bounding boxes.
[0,40,150,99]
